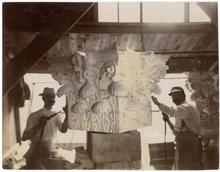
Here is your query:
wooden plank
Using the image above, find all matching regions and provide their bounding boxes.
[70,22,215,34]
[167,56,217,73]
[192,32,216,50]
[5,21,216,34]
[3,3,95,94]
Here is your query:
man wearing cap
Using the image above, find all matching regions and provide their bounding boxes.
[151,86,202,170]
[22,87,68,169]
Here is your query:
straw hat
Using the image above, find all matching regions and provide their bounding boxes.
[39,87,55,96]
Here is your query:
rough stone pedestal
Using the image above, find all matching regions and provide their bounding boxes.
[96,160,141,170]
[87,130,141,166]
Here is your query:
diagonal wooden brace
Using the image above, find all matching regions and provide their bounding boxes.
[3,3,95,95]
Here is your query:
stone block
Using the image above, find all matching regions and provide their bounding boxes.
[96,160,141,170]
[87,130,141,163]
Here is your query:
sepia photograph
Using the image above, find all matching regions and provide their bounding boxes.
[2,1,219,170]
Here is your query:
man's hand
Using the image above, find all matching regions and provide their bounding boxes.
[151,96,160,106]
[162,113,169,122]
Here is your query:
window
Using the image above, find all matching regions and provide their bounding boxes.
[98,2,118,22]
[98,2,211,23]
[142,3,163,23]
[190,2,211,22]
[143,2,184,23]
[119,2,140,22]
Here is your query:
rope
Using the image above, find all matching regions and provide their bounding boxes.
[164,120,167,169]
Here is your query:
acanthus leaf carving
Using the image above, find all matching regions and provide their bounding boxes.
[50,48,169,133]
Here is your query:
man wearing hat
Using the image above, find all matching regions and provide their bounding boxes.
[151,86,202,170]
[22,87,68,169]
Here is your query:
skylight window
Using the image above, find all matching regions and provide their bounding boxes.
[142,3,162,23]
[190,2,211,22]
[162,3,185,23]
[143,2,184,23]
[98,2,211,23]
[119,2,140,22]
[98,2,118,22]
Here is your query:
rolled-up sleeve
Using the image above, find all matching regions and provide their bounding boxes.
[158,103,175,117]
[158,103,189,119]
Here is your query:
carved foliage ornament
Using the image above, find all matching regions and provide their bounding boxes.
[186,72,219,128]
[50,48,169,133]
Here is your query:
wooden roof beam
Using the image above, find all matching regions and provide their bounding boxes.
[4,22,216,34]
[167,56,217,73]
[70,22,216,34]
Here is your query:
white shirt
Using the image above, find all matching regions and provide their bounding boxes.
[158,101,201,135]
[24,108,65,151]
